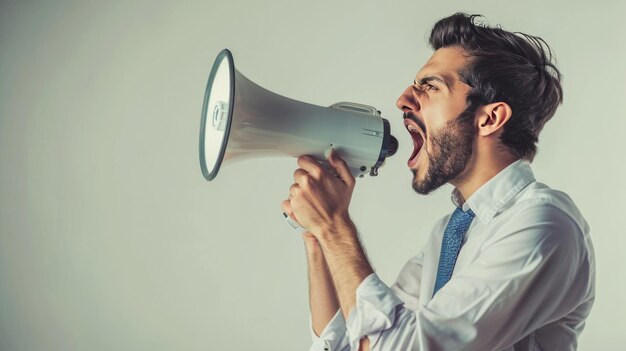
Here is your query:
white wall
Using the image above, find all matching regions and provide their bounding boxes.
[1,1,624,349]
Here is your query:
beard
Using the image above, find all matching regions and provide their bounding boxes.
[412,108,476,195]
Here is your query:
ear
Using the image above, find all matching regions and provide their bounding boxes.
[476,102,512,137]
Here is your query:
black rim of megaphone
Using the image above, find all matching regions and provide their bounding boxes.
[199,49,235,181]
[374,118,392,170]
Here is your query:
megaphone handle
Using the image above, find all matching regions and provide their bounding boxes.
[283,212,309,233]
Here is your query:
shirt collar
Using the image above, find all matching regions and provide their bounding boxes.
[451,159,536,223]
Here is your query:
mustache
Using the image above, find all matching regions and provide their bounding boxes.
[403,113,427,137]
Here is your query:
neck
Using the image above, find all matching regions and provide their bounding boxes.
[451,147,519,204]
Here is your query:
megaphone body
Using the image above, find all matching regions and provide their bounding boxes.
[200,49,398,181]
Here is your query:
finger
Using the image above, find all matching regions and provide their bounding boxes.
[281,199,300,224]
[297,155,324,179]
[293,168,309,184]
[289,183,301,197]
[328,149,355,186]
[281,199,290,214]
[280,200,295,219]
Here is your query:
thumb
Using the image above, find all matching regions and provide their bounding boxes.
[328,148,354,184]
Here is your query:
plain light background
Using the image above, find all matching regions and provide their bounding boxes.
[1,0,624,350]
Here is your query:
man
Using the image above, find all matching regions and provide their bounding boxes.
[281,13,595,351]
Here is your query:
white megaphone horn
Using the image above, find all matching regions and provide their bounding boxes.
[199,49,399,182]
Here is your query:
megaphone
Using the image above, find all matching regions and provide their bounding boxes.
[199,49,398,181]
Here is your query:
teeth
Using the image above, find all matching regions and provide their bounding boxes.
[407,125,419,133]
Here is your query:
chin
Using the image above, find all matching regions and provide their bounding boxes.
[411,164,449,195]
[411,170,429,195]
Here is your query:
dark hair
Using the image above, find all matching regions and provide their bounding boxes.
[429,13,563,161]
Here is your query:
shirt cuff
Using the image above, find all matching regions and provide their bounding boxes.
[346,273,405,350]
[309,309,349,351]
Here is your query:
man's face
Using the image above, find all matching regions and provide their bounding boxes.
[396,46,475,195]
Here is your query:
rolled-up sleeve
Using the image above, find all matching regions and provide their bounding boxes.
[307,274,418,351]
[346,273,418,350]
[309,250,424,351]
[309,309,349,351]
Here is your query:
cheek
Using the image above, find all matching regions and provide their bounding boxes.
[429,94,466,119]
[426,108,463,139]
[424,103,449,126]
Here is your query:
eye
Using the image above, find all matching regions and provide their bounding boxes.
[412,81,439,93]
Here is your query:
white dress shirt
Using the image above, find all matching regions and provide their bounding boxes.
[309,159,595,351]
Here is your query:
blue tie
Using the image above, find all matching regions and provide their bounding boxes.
[432,207,475,297]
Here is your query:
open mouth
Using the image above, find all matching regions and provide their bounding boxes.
[405,121,425,167]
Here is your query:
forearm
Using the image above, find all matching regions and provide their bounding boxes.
[305,239,341,336]
[359,336,370,351]
[318,218,374,322]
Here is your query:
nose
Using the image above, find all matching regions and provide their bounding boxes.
[396,85,421,114]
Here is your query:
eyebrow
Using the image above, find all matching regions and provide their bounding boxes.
[414,74,454,92]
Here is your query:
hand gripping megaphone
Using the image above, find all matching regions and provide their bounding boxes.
[199,49,398,183]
